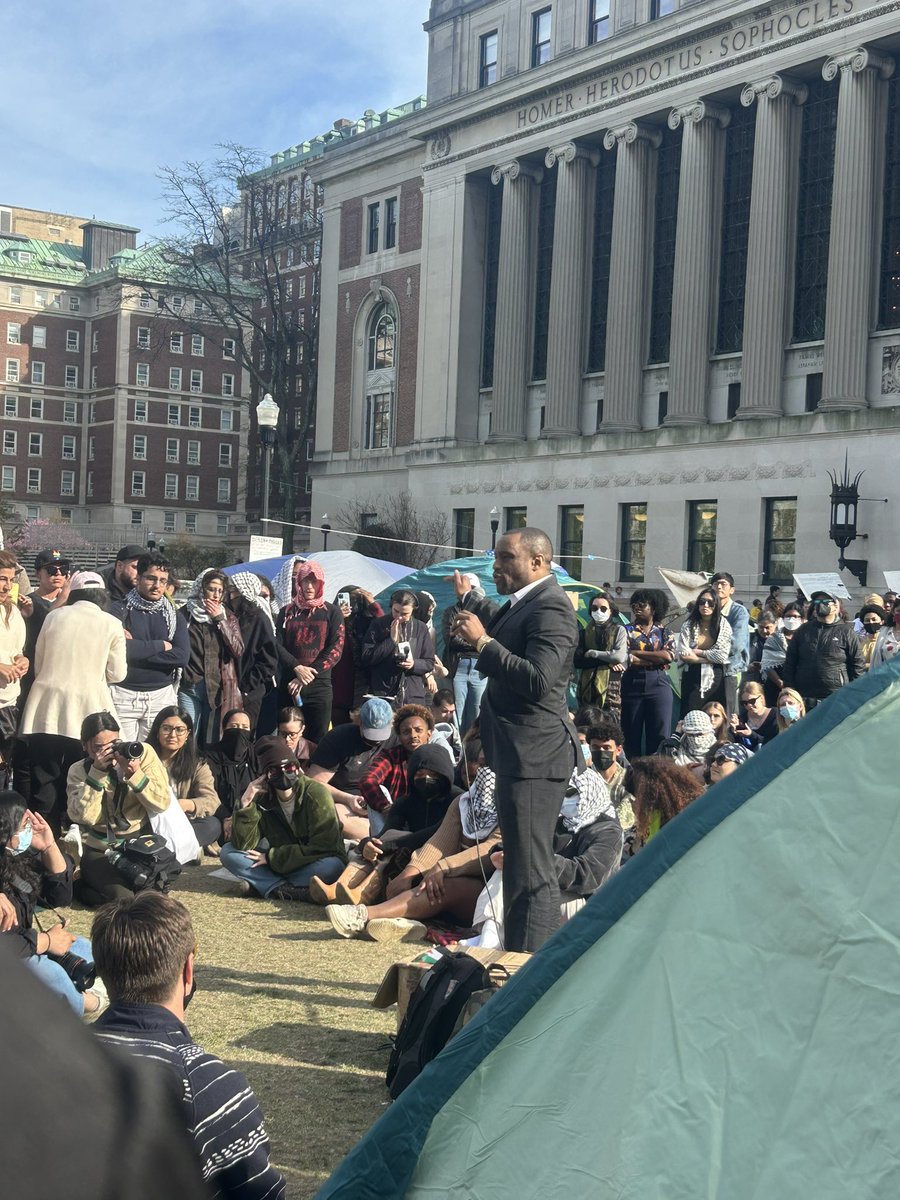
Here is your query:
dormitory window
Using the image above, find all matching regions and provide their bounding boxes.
[480,31,498,86]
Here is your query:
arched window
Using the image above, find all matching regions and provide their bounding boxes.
[364,301,397,450]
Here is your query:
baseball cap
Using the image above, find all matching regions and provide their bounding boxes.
[116,544,145,561]
[69,570,105,590]
[810,590,837,602]
[359,697,393,741]
[34,549,72,573]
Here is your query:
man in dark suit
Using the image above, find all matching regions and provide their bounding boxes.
[453,528,580,952]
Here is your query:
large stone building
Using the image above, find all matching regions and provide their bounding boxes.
[310,0,900,595]
[0,218,248,548]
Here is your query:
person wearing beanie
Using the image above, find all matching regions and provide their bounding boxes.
[219,735,346,901]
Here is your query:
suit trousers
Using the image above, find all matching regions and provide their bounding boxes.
[494,769,572,953]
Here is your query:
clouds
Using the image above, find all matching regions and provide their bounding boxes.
[3,0,430,238]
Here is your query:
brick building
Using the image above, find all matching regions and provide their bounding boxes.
[1,217,249,546]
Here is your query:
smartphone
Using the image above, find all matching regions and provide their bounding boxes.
[338,592,350,608]
[10,582,19,605]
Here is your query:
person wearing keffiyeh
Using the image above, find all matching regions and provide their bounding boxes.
[273,559,344,744]
[225,573,278,734]
[178,569,244,749]
[109,553,190,741]
[324,764,501,940]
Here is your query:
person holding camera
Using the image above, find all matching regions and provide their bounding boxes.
[361,589,436,706]
[0,790,107,1019]
[66,712,171,906]
[220,735,346,901]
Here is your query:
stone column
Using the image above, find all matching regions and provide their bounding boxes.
[602,122,660,430]
[820,47,894,411]
[489,160,541,441]
[737,74,808,418]
[665,100,730,425]
[542,143,596,437]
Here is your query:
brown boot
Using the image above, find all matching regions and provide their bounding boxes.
[337,863,384,906]
[316,861,371,907]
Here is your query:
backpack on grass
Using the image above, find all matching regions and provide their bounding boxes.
[386,951,491,1099]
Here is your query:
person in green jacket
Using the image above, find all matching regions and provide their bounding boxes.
[219,735,346,901]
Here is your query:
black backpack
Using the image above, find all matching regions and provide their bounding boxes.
[386,951,491,1099]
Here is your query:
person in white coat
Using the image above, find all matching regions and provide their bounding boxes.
[19,571,127,833]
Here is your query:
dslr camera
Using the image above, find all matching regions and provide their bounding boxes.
[112,740,143,760]
[47,948,96,993]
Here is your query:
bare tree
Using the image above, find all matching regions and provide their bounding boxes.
[122,143,322,547]
[336,492,452,569]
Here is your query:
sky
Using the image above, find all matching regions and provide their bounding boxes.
[4,0,431,242]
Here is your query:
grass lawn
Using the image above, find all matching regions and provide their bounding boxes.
[66,862,406,1199]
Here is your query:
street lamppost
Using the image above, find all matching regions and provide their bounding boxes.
[321,514,331,551]
[490,506,500,551]
[827,453,888,588]
[256,393,280,526]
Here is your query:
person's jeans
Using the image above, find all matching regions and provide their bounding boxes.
[109,684,177,741]
[179,682,213,748]
[24,935,94,1016]
[452,657,487,735]
[219,842,344,897]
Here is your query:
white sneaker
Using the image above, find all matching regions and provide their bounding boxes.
[366,917,427,944]
[60,823,83,866]
[325,903,368,938]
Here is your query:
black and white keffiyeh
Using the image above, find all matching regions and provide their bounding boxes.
[124,588,177,639]
[560,766,616,833]
[184,567,217,625]
[459,767,499,840]
[230,571,276,632]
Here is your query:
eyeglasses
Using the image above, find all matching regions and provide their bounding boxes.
[160,725,188,737]
[141,575,168,586]
[697,598,715,608]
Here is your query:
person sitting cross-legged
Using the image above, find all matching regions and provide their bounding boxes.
[219,735,346,902]
[325,764,501,942]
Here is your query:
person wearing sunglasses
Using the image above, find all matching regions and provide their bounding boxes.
[675,587,732,719]
[731,681,778,749]
[18,549,71,710]
[574,591,627,721]
[705,742,753,785]
[782,590,865,708]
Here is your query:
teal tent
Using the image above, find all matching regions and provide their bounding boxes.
[317,660,900,1198]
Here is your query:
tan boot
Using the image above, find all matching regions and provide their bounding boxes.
[315,861,371,907]
[337,863,384,906]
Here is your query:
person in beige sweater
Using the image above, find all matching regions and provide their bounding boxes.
[146,706,222,851]
[326,767,501,940]
[67,711,171,906]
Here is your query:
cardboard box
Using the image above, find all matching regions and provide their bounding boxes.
[372,947,531,1028]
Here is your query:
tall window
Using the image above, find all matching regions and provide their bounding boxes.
[367,203,380,254]
[559,506,584,581]
[648,127,681,364]
[587,148,617,372]
[879,74,900,328]
[716,104,756,353]
[481,182,503,389]
[531,8,552,67]
[532,166,557,381]
[763,497,797,583]
[650,0,676,17]
[480,31,498,87]
[384,197,398,250]
[687,501,718,573]
[590,0,610,42]
[793,79,837,342]
[364,303,396,451]
[454,508,475,553]
[620,503,648,581]
[505,506,527,530]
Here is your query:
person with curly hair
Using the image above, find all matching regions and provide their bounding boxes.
[623,757,705,849]
[357,704,443,832]
[620,589,675,760]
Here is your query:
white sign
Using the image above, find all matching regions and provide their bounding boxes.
[793,572,853,601]
[248,535,283,562]
[882,571,900,593]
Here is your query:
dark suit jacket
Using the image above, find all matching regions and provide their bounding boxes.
[476,575,580,780]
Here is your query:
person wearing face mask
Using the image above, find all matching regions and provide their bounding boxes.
[775,688,806,733]
[220,735,346,901]
[573,592,627,720]
[761,602,803,704]
[856,603,886,668]
[92,891,286,1199]
[672,709,719,774]
[782,590,865,708]
[0,790,108,1019]
[204,708,256,843]
[586,717,635,831]
[869,599,900,671]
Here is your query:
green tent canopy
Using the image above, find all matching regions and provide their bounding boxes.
[317,660,900,1199]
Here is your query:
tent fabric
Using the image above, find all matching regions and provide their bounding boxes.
[316,660,900,1200]
[223,551,409,606]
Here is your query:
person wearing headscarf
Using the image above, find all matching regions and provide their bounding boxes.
[272,558,344,744]
[226,572,278,734]
[204,709,257,844]
[324,764,501,940]
[178,569,244,749]
[672,709,718,770]
[705,740,753,787]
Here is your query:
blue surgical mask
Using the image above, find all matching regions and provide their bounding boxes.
[779,705,800,723]
[581,741,592,764]
[560,793,580,821]
[9,820,33,855]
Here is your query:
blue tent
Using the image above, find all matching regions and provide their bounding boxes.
[316,660,900,1199]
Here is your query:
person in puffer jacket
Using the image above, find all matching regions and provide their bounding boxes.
[781,590,865,705]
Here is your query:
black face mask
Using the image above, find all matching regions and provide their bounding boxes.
[220,728,251,759]
[415,777,445,800]
[592,750,616,771]
[270,769,299,792]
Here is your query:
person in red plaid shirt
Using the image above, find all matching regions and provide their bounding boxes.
[358,704,435,830]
